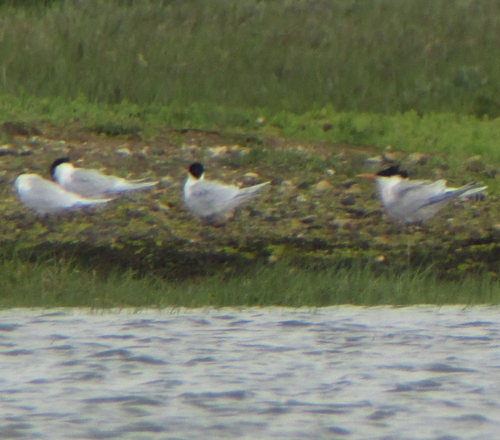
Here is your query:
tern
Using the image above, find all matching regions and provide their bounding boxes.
[358,165,487,224]
[14,173,113,215]
[50,157,158,198]
[183,162,270,220]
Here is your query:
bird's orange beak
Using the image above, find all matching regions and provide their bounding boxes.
[357,173,378,180]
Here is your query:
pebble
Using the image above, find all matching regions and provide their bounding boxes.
[340,179,356,189]
[312,180,333,192]
[330,219,350,229]
[280,180,295,188]
[0,145,16,156]
[156,201,171,211]
[207,146,228,158]
[28,136,45,144]
[340,195,356,206]
[445,221,467,234]
[247,208,262,218]
[159,175,175,187]
[295,193,309,203]
[343,207,367,217]
[263,215,281,223]
[374,236,390,245]
[464,155,484,172]
[0,170,10,184]
[276,180,295,194]
[229,145,250,156]
[20,146,33,156]
[383,151,398,163]
[365,155,384,165]
[267,254,279,264]
[483,165,498,179]
[181,144,200,154]
[299,215,316,224]
[240,172,261,185]
[409,152,428,165]
[116,147,132,156]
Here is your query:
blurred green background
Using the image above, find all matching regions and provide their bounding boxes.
[1,0,500,116]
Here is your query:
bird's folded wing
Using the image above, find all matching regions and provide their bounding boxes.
[392,179,438,199]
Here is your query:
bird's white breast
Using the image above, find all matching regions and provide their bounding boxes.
[53,163,75,186]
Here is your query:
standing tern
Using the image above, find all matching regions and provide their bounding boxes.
[183,162,270,219]
[50,157,158,198]
[14,173,113,215]
[358,165,487,224]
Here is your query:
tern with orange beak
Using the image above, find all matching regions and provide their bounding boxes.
[358,165,486,224]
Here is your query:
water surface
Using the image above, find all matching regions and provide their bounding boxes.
[0,306,499,439]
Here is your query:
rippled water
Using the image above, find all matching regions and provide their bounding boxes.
[0,306,500,439]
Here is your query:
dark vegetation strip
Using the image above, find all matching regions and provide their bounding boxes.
[2,255,500,308]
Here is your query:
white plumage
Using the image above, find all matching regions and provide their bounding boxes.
[50,158,158,198]
[14,173,113,215]
[183,163,270,219]
[359,166,486,224]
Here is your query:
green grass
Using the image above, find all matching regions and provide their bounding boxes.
[3,94,500,177]
[2,0,500,170]
[1,0,500,115]
[1,256,500,308]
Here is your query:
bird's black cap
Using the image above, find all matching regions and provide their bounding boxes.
[376,165,409,178]
[189,162,205,179]
[50,157,71,179]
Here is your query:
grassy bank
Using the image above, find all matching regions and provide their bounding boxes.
[2,257,500,308]
[1,0,500,115]
[4,95,500,178]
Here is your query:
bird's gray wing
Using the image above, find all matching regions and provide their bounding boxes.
[428,182,484,204]
[188,181,240,216]
[392,179,441,199]
[69,169,117,197]
[234,181,270,199]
